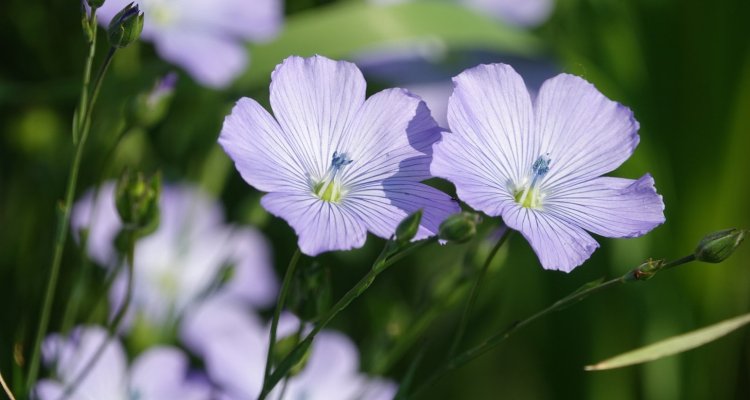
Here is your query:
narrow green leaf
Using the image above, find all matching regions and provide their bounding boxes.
[585,312,750,371]
[72,108,80,145]
[236,2,541,89]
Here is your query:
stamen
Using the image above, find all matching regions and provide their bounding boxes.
[516,154,551,209]
[314,152,353,203]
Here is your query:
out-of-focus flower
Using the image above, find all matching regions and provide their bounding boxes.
[71,183,278,329]
[181,297,397,400]
[35,326,211,400]
[96,0,283,88]
[130,72,178,128]
[219,55,459,256]
[368,0,554,27]
[432,63,665,272]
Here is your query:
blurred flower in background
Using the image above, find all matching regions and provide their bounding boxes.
[71,182,278,334]
[181,296,397,400]
[95,0,283,88]
[35,326,211,399]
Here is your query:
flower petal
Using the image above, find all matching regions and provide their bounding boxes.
[261,192,367,256]
[534,73,640,191]
[269,56,367,179]
[544,174,665,238]
[339,89,441,187]
[155,29,247,88]
[346,183,459,240]
[179,0,282,41]
[445,63,535,188]
[503,206,599,272]
[220,98,310,193]
[129,347,211,400]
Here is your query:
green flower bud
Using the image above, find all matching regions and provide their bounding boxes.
[395,209,423,245]
[115,169,161,236]
[624,258,665,282]
[129,72,178,128]
[694,228,747,263]
[439,212,481,243]
[274,334,311,376]
[108,2,144,48]
[87,0,106,8]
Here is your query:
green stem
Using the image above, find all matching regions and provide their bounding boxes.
[408,254,697,399]
[262,249,302,389]
[259,237,437,399]
[25,45,117,394]
[75,10,97,145]
[448,227,512,357]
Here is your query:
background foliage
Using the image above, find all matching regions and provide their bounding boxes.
[1,0,749,398]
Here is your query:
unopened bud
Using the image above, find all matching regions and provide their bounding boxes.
[395,209,423,245]
[115,169,161,235]
[694,228,747,263]
[439,212,481,243]
[624,258,665,282]
[129,72,178,128]
[274,334,311,376]
[108,2,144,48]
[87,0,106,8]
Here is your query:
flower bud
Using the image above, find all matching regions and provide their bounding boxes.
[624,258,665,282]
[115,169,161,236]
[108,2,144,48]
[439,212,481,243]
[129,72,178,128]
[395,209,423,245]
[694,228,747,263]
[273,334,311,376]
[87,0,106,8]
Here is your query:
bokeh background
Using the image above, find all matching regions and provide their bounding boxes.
[1,0,749,399]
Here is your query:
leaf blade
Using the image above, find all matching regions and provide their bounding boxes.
[585,312,750,371]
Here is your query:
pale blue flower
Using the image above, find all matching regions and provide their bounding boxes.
[219,55,459,256]
[432,63,665,272]
[71,183,278,329]
[181,296,397,400]
[35,326,211,400]
[96,0,283,87]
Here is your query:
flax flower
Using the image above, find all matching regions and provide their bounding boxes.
[219,55,459,256]
[181,296,396,400]
[35,326,211,399]
[96,0,282,88]
[432,64,665,272]
[71,183,277,329]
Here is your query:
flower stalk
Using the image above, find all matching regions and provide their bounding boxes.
[259,236,438,399]
[25,44,118,396]
[448,226,512,357]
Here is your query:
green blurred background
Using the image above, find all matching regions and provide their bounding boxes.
[1,0,749,399]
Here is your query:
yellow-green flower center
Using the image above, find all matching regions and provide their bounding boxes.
[513,154,551,209]
[314,151,352,203]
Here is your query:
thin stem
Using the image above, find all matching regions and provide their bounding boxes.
[0,369,16,400]
[25,46,117,394]
[259,238,437,399]
[262,249,302,389]
[409,254,698,399]
[58,232,135,400]
[75,9,97,145]
[448,227,512,357]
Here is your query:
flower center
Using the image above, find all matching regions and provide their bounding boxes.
[313,152,353,203]
[513,154,551,209]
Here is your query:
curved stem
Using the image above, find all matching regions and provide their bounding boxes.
[25,46,117,394]
[409,254,698,399]
[0,369,16,400]
[262,249,302,391]
[259,237,437,399]
[448,227,512,357]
